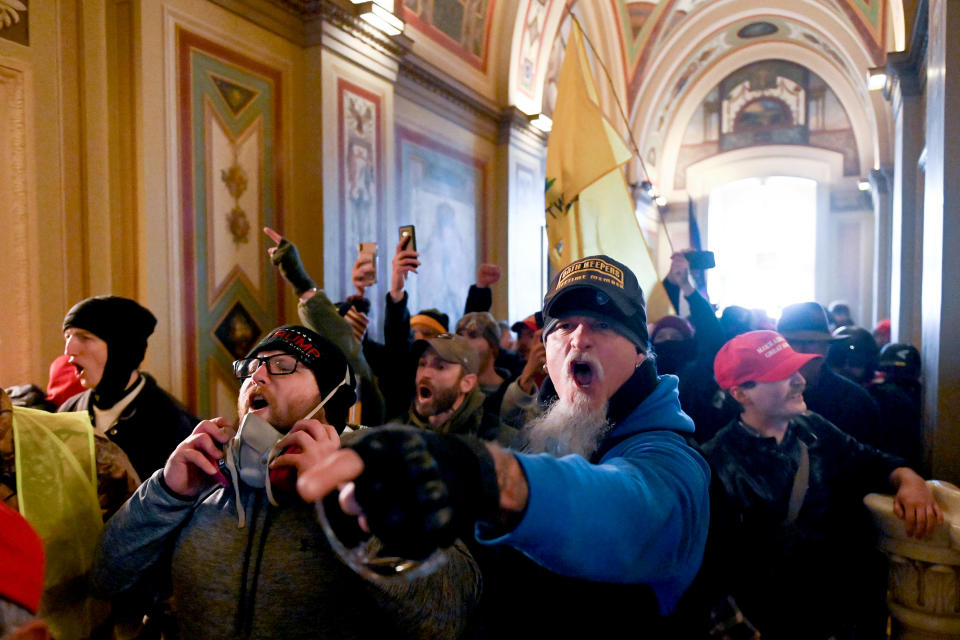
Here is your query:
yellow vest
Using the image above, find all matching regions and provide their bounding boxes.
[13,406,107,640]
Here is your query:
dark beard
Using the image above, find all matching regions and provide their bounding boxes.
[522,395,612,459]
[416,383,461,418]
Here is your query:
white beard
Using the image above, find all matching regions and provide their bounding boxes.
[522,394,612,459]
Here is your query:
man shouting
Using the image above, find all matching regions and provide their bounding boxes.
[299,255,711,635]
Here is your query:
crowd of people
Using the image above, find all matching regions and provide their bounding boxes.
[0,229,938,640]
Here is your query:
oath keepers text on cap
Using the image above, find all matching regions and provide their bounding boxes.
[557,258,625,290]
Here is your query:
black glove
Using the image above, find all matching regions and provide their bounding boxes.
[270,238,317,296]
[337,295,372,316]
[348,424,500,559]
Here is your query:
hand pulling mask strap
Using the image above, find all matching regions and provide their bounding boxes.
[262,364,353,509]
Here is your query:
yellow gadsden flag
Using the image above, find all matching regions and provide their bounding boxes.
[545,21,673,321]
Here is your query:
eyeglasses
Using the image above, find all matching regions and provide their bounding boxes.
[233,353,300,379]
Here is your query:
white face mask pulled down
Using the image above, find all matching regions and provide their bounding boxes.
[220,365,352,527]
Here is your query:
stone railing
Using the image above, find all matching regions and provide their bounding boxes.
[865,481,960,639]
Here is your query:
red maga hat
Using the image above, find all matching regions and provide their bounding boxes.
[714,330,821,390]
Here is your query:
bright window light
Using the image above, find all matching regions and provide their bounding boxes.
[707,176,817,320]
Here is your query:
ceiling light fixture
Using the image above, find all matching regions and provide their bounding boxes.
[867,67,888,91]
[528,114,553,132]
[352,1,404,36]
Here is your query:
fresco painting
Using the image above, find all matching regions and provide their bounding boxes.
[397,127,482,328]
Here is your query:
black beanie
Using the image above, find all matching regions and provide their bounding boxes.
[62,296,158,408]
[246,325,357,428]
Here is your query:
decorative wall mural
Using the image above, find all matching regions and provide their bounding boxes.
[396,127,483,327]
[0,0,27,45]
[400,0,495,71]
[0,0,24,28]
[540,13,569,117]
[516,0,554,100]
[738,21,779,38]
[214,302,261,360]
[616,0,885,108]
[221,164,251,245]
[337,79,383,338]
[641,11,872,176]
[177,28,284,417]
[721,68,806,133]
[627,2,657,41]
[673,59,861,187]
[834,0,886,63]
[733,98,794,130]
[615,0,665,74]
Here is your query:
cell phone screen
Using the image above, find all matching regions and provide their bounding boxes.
[399,225,417,252]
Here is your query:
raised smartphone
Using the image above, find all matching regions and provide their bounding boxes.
[684,250,715,270]
[358,242,377,285]
[398,225,417,252]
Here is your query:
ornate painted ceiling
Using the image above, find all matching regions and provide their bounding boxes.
[615,0,888,101]
[512,0,897,190]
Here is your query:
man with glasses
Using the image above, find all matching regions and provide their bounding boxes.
[92,325,480,640]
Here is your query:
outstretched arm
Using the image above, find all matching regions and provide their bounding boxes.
[296,427,709,587]
[890,467,943,538]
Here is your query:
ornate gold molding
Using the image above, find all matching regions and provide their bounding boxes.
[0,64,27,249]
[0,64,32,383]
[0,1,26,31]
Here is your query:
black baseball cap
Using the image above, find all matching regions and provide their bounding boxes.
[542,255,649,349]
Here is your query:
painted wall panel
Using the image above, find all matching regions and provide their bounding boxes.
[176,27,285,417]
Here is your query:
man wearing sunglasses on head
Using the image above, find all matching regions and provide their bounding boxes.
[92,325,480,640]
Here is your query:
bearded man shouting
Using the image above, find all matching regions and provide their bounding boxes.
[299,255,711,636]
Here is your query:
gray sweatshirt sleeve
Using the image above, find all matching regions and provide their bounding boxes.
[366,539,482,640]
[90,470,198,598]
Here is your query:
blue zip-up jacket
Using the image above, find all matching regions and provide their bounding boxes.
[476,370,710,614]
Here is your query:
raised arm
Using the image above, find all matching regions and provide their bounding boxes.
[464,263,499,313]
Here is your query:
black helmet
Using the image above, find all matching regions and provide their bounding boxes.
[827,326,878,383]
[878,343,921,382]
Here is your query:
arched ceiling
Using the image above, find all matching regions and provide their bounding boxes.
[508,0,899,191]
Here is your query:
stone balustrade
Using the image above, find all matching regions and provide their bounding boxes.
[865,481,960,639]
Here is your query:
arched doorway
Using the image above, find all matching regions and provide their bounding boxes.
[707,176,818,319]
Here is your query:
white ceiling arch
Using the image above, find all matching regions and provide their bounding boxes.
[655,41,881,196]
[626,0,892,190]
[630,0,880,122]
[502,0,896,192]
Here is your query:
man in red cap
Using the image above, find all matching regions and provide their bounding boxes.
[703,330,940,639]
[0,502,49,639]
